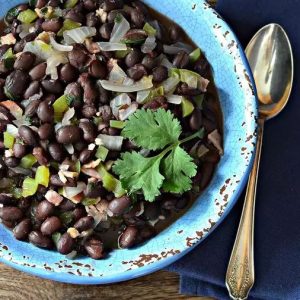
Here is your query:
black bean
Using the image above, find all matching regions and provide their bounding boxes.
[18,125,38,146]
[102,0,124,12]
[33,147,48,165]
[36,200,55,221]
[203,117,217,133]
[169,24,182,42]
[59,199,76,211]
[130,9,145,28]
[0,206,23,221]
[177,83,202,96]
[84,182,106,198]
[0,106,13,122]
[83,0,97,11]
[25,100,42,118]
[108,196,131,216]
[41,216,62,236]
[98,84,110,104]
[79,121,96,142]
[65,9,85,23]
[119,226,138,248]
[13,218,31,240]
[59,63,78,83]
[125,49,142,68]
[29,62,47,81]
[86,12,99,27]
[176,196,189,209]
[152,66,168,83]
[34,18,44,33]
[65,82,83,103]
[72,206,86,221]
[139,225,156,241]
[189,108,203,131]
[194,57,209,77]
[200,162,215,190]
[41,79,64,94]
[48,143,65,162]
[143,96,168,110]
[202,150,220,163]
[5,70,30,99]
[18,198,31,211]
[36,100,54,123]
[0,193,14,205]
[48,0,60,6]
[142,55,157,70]
[99,23,113,40]
[84,238,104,259]
[74,141,87,152]
[123,29,147,44]
[0,79,6,100]
[143,202,160,221]
[14,52,36,71]
[57,232,75,254]
[24,81,40,100]
[161,198,177,210]
[56,125,82,144]
[89,60,107,79]
[4,157,19,168]
[41,18,63,33]
[0,120,8,132]
[68,44,89,69]
[127,64,147,81]
[38,123,53,140]
[29,230,53,249]
[173,50,189,68]
[79,149,93,164]
[74,216,94,232]
[35,0,47,9]
[81,103,96,117]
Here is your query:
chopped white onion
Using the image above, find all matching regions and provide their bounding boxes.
[96,8,107,23]
[86,199,109,225]
[110,15,130,43]
[166,95,183,104]
[136,89,151,104]
[208,129,223,155]
[50,35,73,52]
[198,76,210,92]
[173,42,194,52]
[82,159,101,169]
[163,43,192,55]
[63,27,97,45]
[6,124,18,137]
[46,54,68,80]
[149,20,162,39]
[81,168,102,179]
[108,59,127,83]
[160,56,174,69]
[135,202,145,217]
[97,42,127,51]
[97,134,123,151]
[13,115,31,128]
[18,24,31,39]
[123,77,134,86]
[66,250,78,259]
[45,190,63,206]
[162,76,180,94]
[141,36,157,54]
[110,93,131,117]
[64,182,86,198]
[99,76,153,93]
[0,101,23,119]
[119,102,138,120]
[23,40,54,60]
[62,107,75,125]
[64,144,74,155]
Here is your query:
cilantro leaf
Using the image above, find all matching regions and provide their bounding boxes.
[122,109,181,150]
[162,145,197,194]
[113,151,164,201]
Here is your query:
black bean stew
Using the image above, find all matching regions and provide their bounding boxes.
[0,0,223,259]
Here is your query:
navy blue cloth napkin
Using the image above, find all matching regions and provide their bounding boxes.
[166,0,300,299]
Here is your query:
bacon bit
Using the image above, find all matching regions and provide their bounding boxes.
[82,159,101,169]
[45,190,63,206]
[67,227,80,238]
[1,33,16,45]
[81,168,102,179]
[208,129,223,155]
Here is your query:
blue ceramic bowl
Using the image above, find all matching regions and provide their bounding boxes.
[0,0,257,284]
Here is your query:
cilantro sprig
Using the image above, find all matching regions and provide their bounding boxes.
[113,109,204,201]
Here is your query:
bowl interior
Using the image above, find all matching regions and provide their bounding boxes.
[0,0,257,284]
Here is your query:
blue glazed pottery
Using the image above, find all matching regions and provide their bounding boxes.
[0,0,257,284]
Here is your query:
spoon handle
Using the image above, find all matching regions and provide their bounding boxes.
[226,119,264,300]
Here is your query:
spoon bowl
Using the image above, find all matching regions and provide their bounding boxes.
[246,23,294,119]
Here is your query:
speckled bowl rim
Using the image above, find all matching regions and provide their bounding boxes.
[0,0,257,284]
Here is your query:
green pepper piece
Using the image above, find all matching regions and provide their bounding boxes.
[181,98,195,117]
[22,177,38,197]
[3,131,15,149]
[17,9,38,24]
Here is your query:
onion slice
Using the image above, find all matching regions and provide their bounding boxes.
[97,134,123,151]
[49,34,73,52]
[110,15,130,43]
[99,75,153,93]
[63,26,97,44]
[141,36,157,54]
[97,42,127,51]
[166,95,183,104]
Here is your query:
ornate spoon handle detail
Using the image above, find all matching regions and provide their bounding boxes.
[226,119,264,300]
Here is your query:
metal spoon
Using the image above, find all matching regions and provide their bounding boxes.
[225,24,294,300]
